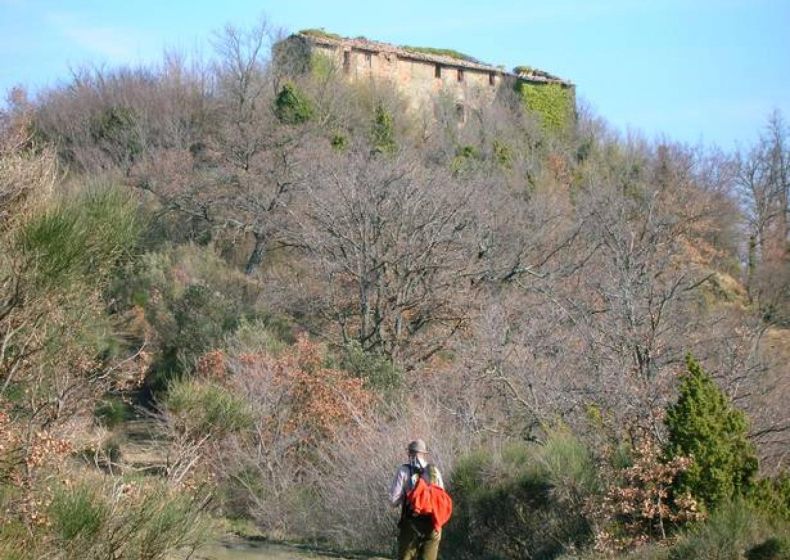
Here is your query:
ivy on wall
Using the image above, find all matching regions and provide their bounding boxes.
[516,81,575,133]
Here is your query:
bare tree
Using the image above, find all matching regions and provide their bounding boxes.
[735,111,790,321]
[291,145,478,366]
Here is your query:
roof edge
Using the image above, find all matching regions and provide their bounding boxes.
[290,31,573,87]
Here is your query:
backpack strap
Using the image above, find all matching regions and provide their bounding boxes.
[400,463,412,521]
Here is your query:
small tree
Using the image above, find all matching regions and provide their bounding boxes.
[665,354,759,509]
[274,82,314,125]
[371,103,396,154]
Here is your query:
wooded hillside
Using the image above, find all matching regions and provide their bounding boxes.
[1,18,788,560]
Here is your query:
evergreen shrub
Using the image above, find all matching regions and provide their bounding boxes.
[665,355,758,510]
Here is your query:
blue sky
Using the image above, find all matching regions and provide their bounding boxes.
[1,0,789,150]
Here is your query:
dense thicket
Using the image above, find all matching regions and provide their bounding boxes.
[1,17,788,559]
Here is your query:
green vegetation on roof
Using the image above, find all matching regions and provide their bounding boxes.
[299,28,343,41]
[401,46,479,63]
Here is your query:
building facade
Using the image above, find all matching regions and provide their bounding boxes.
[275,30,573,123]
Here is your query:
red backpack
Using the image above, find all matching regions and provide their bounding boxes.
[405,464,453,531]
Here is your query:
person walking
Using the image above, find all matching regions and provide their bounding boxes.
[388,439,445,560]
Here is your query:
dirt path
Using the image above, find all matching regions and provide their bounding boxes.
[191,538,389,560]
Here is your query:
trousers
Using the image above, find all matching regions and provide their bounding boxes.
[397,515,441,560]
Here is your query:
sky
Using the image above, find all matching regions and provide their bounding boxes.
[1,0,789,151]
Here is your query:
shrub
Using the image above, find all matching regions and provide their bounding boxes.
[165,379,252,437]
[337,340,403,393]
[588,436,702,553]
[669,500,789,560]
[401,45,478,62]
[19,185,142,287]
[274,82,314,125]
[124,244,264,384]
[50,484,107,541]
[665,355,758,510]
[492,139,513,168]
[371,103,396,154]
[746,537,790,560]
[748,474,790,522]
[89,105,142,166]
[444,431,597,560]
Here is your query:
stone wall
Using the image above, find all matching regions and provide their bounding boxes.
[311,43,501,119]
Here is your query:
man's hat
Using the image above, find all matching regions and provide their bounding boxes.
[407,439,428,454]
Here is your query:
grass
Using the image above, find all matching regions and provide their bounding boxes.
[50,484,107,541]
[401,45,479,63]
[299,28,344,41]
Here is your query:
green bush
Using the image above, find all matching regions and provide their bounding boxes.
[124,245,264,384]
[19,185,142,287]
[371,103,396,154]
[492,139,513,168]
[224,318,291,357]
[166,379,253,436]
[665,354,758,510]
[44,477,213,560]
[444,431,597,560]
[50,484,107,541]
[669,500,789,560]
[746,537,790,560]
[337,340,402,393]
[89,105,142,166]
[275,83,314,125]
[748,474,790,522]
[331,132,348,151]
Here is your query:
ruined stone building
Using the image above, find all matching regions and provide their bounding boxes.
[275,30,574,127]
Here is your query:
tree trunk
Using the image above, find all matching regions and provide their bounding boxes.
[245,232,266,275]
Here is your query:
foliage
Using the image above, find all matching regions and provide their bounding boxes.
[669,500,789,560]
[120,244,263,383]
[167,336,376,536]
[444,430,597,560]
[50,484,108,541]
[89,105,142,166]
[517,81,575,133]
[371,103,396,154]
[4,21,790,559]
[274,82,314,125]
[0,408,211,560]
[330,132,348,151]
[18,185,143,288]
[44,477,211,560]
[588,437,703,553]
[233,335,374,447]
[309,53,335,79]
[665,355,759,510]
[166,378,253,436]
[451,144,482,175]
[336,340,403,392]
[748,474,790,522]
